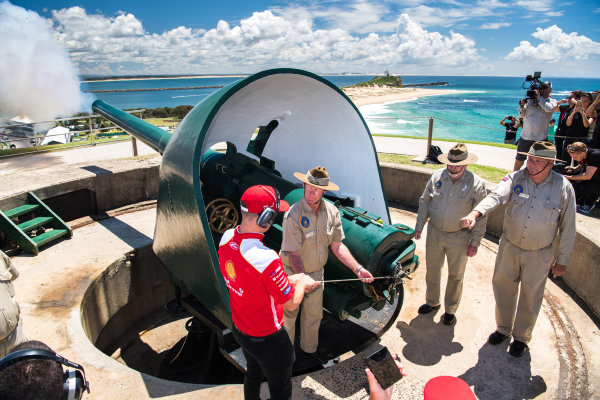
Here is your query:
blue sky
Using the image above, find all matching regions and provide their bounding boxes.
[6,0,600,77]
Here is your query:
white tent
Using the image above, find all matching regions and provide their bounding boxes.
[41,126,70,145]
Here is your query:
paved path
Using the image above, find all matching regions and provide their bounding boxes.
[0,140,158,176]
[0,136,515,177]
[373,136,515,171]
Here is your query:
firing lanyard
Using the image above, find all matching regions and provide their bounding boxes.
[318,276,393,283]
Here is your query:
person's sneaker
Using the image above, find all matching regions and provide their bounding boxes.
[488,331,510,345]
[579,204,591,214]
[418,304,441,314]
[442,313,456,325]
[509,340,528,357]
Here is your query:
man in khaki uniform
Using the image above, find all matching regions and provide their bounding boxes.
[1,251,27,357]
[415,143,488,325]
[280,166,374,356]
[461,141,576,357]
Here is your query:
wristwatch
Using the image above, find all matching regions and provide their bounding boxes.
[355,265,363,274]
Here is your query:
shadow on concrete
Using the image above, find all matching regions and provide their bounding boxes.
[458,342,546,400]
[97,216,152,249]
[80,165,113,175]
[396,312,463,366]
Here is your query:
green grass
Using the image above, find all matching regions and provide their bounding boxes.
[372,133,517,149]
[377,153,510,183]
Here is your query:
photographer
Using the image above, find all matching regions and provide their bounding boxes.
[555,91,581,156]
[565,142,600,214]
[563,93,593,165]
[514,81,564,171]
[500,115,518,144]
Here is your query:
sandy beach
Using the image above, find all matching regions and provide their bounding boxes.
[342,85,462,107]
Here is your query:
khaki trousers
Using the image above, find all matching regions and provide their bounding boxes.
[425,223,470,314]
[493,236,554,343]
[283,266,323,353]
[0,320,26,357]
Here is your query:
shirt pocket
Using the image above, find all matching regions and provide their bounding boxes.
[429,191,443,209]
[508,195,527,215]
[543,200,561,224]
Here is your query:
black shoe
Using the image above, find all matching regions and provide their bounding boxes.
[488,331,509,345]
[442,313,456,325]
[509,340,528,357]
[418,304,441,314]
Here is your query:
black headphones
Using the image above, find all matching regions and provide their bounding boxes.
[256,186,281,228]
[0,349,90,400]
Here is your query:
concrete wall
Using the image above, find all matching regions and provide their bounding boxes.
[380,163,506,236]
[0,164,159,216]
[380,163,600,319]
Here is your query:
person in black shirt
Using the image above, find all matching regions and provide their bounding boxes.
[586,92,600,149]
[555,91,581,162]
[500,116,518,144]
[565,141,600,214]
[564,93,593,165]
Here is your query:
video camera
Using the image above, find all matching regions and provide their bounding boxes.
[522,71,542,100]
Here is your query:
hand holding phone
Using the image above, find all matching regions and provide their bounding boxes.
[365,346,404,391]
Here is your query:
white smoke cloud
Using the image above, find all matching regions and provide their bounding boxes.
[0,2,90,121]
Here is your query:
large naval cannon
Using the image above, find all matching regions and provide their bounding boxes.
[92,68,419,366]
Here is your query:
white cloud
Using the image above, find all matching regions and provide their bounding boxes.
[505,25,600,61]
[45,7,482,75]
[514,0,554,13]
[480,22,511,29]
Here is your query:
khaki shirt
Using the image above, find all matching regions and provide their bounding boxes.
[1,252,20,343]
[474,169,576,265]
[280,197,345,273]
[416,168,488,247]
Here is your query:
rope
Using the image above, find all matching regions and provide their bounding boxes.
[318,276,393,283]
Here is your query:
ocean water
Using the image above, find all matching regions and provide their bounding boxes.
[82,75,600,144]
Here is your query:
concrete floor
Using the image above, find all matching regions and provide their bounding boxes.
[8,204,600,399]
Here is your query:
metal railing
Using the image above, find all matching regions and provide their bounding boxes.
[0,109,146,156]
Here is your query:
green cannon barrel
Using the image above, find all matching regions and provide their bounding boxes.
[92,100,171,154]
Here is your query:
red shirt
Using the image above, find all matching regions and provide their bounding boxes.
[218,227,295,337]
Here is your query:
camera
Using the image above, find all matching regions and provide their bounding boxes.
[522,71,542,100]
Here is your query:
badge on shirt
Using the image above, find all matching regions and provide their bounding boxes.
[513,184,524,195]
[225,260,236,281]
[283,285,292,295]
[301,216,310,228]
[434,180,442,189]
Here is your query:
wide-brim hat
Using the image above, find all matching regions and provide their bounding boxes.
[437,143,478,166]
[294,166,339,191]
[517,141,564,162]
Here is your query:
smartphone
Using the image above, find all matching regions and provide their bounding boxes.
[364,346,403,390]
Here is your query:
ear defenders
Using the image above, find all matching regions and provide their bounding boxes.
[256,186,281,228]
[0,349,90,400]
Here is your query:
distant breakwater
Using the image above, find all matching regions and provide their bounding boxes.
[87,86,225,93]
[402,82,448,87]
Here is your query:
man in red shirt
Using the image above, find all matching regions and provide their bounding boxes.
[219,185,316,400]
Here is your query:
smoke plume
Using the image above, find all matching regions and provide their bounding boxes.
[0,1,91,122]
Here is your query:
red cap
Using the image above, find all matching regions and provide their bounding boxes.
[240,185,290,214]
[424,376,476,400]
